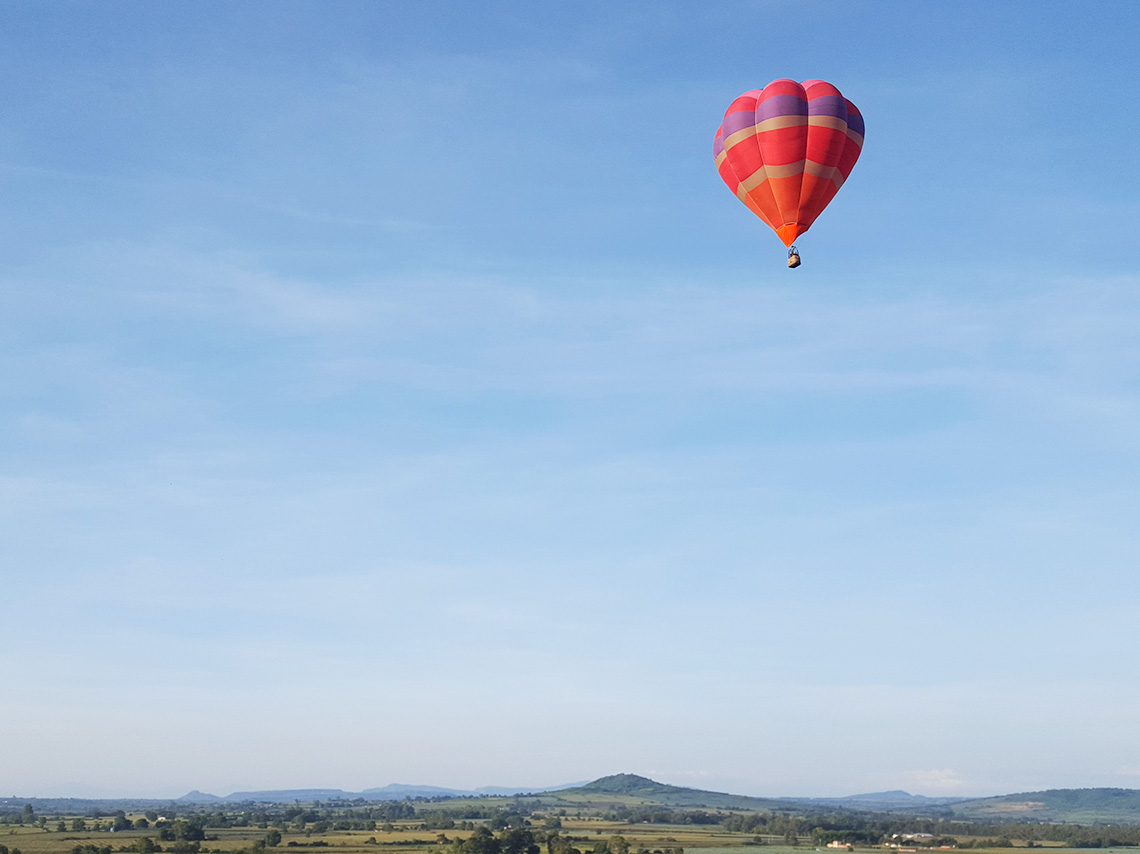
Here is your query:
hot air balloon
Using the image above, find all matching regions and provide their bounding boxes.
[713,79,864,268]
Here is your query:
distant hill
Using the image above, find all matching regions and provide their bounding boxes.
[177,781,581,804]
[554,776,962,814]
[209,789,359,803]
[361,784,469,800]
[178,790,224,804]
[553,774,789,810]
[948,788,1140,823]
[781,790,967,813]
[173,777,1140,822]
[575,774,691,797]
[549,778,1140,823]
[18,778,1140,825]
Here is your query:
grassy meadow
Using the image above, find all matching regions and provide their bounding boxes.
[2,814,1130,854]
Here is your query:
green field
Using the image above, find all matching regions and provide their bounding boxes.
[4,817,1137,854]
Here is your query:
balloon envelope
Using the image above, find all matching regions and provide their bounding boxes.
[714,79,864,246]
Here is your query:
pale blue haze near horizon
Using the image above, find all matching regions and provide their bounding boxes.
[3,0,1140,801]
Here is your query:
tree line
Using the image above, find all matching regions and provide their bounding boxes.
[722,809,1140,848]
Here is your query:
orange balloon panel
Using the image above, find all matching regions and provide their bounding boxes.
[714,79,864,246]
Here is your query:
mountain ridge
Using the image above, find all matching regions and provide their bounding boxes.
[12,776,1140,824]
[176,781,584,804]
[556,777,1140,822]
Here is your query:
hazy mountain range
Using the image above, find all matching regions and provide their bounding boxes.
[176,782,586,803]
[9,774,1140,824]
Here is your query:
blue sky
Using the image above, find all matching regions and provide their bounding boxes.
[3,0,1140,799]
